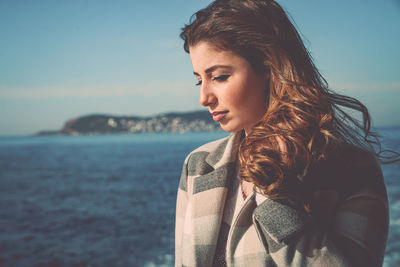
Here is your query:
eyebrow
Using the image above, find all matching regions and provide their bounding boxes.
[193,65,233,76]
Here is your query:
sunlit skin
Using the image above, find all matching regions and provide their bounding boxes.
[190,42,271,197]
[189,42,269,135]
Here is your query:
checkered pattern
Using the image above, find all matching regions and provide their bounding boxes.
[175,132,388,266]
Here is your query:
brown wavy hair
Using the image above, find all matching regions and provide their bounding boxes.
[180,0,393,213]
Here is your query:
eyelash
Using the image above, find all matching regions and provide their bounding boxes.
[213,75,230,82]
[195,75,230,86]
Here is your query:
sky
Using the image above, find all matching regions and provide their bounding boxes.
[0,0,399,135]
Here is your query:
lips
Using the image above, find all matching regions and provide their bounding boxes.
[211,111,228,122]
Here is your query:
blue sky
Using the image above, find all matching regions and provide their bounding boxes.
[1,0,399,135]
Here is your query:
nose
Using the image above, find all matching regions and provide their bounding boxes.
[199,82,217,107]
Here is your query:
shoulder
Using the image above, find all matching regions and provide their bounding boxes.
[183,133,232,166]
[180,133,230,171]
[308,144,384,196]
[327,145,388,264]
[192,135,231,154]
[178,134,233,193]
[309,144,388,230]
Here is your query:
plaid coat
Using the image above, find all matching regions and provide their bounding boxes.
[175,132,388,267]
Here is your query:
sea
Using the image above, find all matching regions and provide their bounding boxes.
[0,129,399,267]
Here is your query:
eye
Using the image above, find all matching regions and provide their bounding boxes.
[195,80,202,86]
[213,75,230,82]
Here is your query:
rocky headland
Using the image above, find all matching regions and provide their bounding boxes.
[36,110,221,136]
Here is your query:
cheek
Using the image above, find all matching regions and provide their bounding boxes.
[218,83,245,108]
[221,73,267,114]
[229,78,254,106]
[239,79,267,111]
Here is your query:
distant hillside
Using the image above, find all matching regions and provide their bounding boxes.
[36,110,221,136]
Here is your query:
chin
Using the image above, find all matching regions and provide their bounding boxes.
[219,122,243,133]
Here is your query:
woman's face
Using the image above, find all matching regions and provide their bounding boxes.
[190,42,268,133]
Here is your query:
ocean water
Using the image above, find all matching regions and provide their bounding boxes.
[0,129,399,267]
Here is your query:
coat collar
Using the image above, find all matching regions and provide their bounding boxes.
[189,130,309,265]
[190,131,243,266]
[204,130,244,169]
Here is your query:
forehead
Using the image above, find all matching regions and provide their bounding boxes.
[189,42,245,72]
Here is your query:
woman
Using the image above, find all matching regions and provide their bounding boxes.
[175,0,389,266]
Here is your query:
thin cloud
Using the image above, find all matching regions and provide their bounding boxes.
[0,81,195,99]
[2,81,398,99]
[331,82,400,93]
